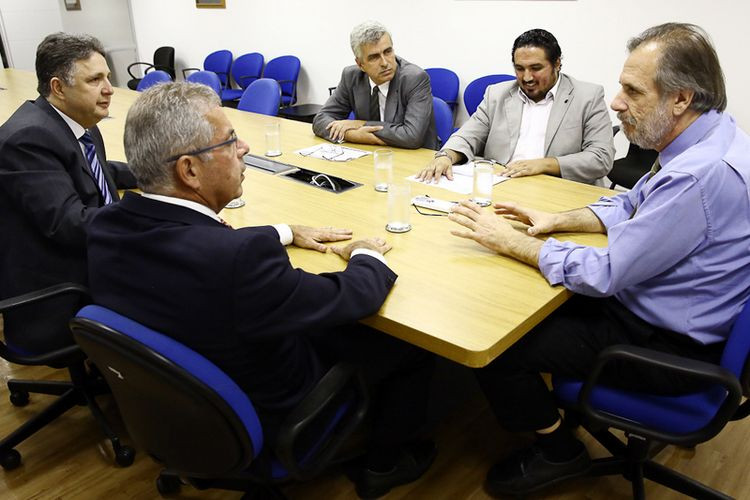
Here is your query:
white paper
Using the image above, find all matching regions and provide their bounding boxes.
[406,161,509,194]
[295,144,371,162]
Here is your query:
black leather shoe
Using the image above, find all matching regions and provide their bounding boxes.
[354,441,437,499]
[485,445,590,496]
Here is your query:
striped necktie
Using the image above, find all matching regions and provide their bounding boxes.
[79,131,113,205]
[369,85,380,121]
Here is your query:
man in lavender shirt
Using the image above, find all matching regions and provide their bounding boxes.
[449,23,750,496]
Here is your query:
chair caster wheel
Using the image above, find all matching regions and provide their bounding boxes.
[156,474,181,495]
[115,445,135,467]
[9,391,29,407]
[1,449,21,470]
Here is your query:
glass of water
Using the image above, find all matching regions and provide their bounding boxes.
[373,149,393,192]
[385,182,412,233]
[265,122,281,157]
[471,160,494,207]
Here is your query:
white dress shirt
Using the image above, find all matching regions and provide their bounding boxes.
[508,76,561,163]
[368,79,390,121]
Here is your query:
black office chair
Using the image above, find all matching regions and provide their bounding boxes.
[126,46,175,91]
[70,305,369,497]
[609,127,658,189]
[553,298,750,499]
[0,284,134,469]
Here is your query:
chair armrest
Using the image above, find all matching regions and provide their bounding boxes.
[274,362,369,480]
[0,283,89,365]
[328,86,336,96]
[237,75,259,87]
[182,67,200,79]
[127,62,154,79]
[579,344,742,446]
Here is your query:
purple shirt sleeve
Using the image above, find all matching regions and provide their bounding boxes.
[538,171,708,296]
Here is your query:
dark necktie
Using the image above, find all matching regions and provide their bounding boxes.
[630,157,660,219]
[369,85,380,121]
[79,131,113,205]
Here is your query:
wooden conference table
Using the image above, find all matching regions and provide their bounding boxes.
[0,68,612,368]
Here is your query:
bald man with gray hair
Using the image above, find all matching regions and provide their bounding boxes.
[313,20,438,150]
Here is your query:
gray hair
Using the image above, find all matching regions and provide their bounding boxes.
[627,23,726,113]
[124,82,221,192]
[36,32,106,97]
[350,20,391,59]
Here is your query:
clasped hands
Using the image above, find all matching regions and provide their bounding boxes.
[289,224,390,260]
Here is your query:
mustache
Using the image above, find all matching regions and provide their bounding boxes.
[618,113,636,126]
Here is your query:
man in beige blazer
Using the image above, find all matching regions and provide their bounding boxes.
[417,29,614,186]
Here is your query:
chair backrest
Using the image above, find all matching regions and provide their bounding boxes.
[70,305,263,477]
[433,96,453,147]
[463,74,515,116]
[152,46,175,79]
[263,55,301,106]
[187,70,222,96]
[136,70,172,92]
[231,52,264,90]
[425,68,459,108]
[237,78,281,116]
[203,49,233,88]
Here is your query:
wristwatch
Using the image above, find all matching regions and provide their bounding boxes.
[434,150,450,160]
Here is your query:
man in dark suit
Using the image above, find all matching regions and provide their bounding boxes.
[87,82,436,499]
[313,20,437,150]
[0,33,135,353]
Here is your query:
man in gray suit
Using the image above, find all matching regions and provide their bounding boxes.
[417,29,614,185]
[312,21,438,150]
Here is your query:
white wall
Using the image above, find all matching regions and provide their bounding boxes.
[128,0,750,134]
[0,0,62,71]
[58,0,137,87]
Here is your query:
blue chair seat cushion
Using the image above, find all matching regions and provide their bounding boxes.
[554,376,728,435]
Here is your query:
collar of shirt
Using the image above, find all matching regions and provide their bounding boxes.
[659,110,722,167]
[368,79,390,98]
[141,192,223,223]
[517,74,561,106]
[49,101,86,140]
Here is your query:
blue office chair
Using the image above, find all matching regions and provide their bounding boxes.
[186,70,222,96]
[221,52,264,102]
[463,74,515,116]
[263,55,301,107]
[433,97,453,148]
[70,305,368,497]
[553,300,750,499]
[0,284,134,470]
[127,46,175,90]
[135,70,172,92]
[425,68,459,115]
[237,78,281,116]
[183,50,233,90]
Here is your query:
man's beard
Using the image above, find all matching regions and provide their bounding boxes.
[619,99,675,150]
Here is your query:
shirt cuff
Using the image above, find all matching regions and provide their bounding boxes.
[273,224,293,246]
[351,248,388,265]
[537,237,567,286]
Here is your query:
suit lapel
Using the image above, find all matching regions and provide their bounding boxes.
[36,97,114,202]
[504,85,523,158]
[354,73,371,120]
[544,75,573,154]
[383,58,403,123]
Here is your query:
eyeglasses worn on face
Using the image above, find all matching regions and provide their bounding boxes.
[165,132,238,163]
